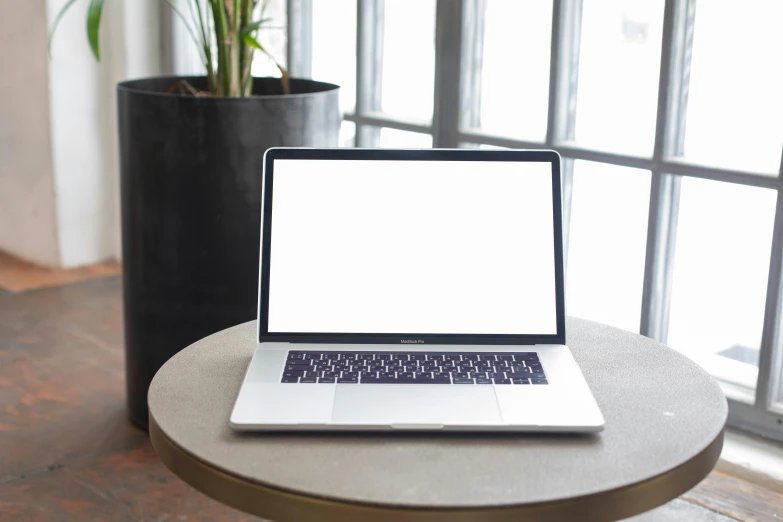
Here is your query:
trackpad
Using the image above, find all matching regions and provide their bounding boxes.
[331,385,502,426]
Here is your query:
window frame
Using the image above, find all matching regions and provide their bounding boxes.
[284,0,783,439]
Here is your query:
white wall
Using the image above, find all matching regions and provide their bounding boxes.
[44,0,164,267]
[0,0,60,267]
[46,0,111,267]
[0,0,167,268]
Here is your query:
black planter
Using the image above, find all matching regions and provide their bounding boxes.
[117,76,340,429]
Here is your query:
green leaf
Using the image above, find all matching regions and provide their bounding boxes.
[86,0,105,60]
[239,18,272,37]
[242,33,266,52]
[48,0,82,57]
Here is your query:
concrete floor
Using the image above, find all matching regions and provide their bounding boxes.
[0,255,781,521]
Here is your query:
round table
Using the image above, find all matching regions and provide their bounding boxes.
[148,318,727,522]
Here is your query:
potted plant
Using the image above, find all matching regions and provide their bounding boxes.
[51,0,341,429]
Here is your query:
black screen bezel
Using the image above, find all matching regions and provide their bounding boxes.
[258,148,566,345]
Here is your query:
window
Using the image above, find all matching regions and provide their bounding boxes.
[566,161,650,333]
[667,179,776,392]
[171,0,783,439]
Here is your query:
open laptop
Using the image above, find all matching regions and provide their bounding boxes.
[230,148,604,432]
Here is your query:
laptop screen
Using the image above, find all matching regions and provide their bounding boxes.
[262,153,562,340]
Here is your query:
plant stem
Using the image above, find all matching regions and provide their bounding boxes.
[229,0,241,96]
[240,0,255,96]
[213,0,232,95]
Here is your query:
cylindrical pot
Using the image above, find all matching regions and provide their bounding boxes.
[117,76,340,429]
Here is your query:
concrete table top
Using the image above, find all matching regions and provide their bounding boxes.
[148,318,727,522]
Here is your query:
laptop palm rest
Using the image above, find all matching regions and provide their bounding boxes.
[331,385,502,426]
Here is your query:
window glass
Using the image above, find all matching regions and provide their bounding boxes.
[380,0,437,122]
[251,0,288,77]
[312,0,357,113]
[468,0,553,141]
[681,0,783,174]
[379,128,433,148]
[573,0,665,156]
[668,178,776,390]
[566,160,651,332]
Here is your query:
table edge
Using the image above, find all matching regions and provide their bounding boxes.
[149,414,725,522]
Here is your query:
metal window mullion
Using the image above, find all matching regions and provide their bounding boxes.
[546,0,582,147]
[456,130,782,188]
[755,150,783,410]
[547,0,583,270]
[663,159,779,189]
[355,0,383,147]
[639,0,694,341]
[432,0,465,148]
[727,398,783,442]
[159,2,176,74]
[287,0,313,78]
[344,112,431,134]
[459,0,486,133]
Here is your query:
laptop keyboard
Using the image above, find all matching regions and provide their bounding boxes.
[281,351,547,385]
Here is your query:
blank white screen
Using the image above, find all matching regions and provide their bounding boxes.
[267,159,558,334]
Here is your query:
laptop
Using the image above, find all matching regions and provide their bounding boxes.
[230,148,604,432]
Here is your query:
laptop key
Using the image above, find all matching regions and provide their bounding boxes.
[283,371,305,378]
[285,364,311,372]
[453,378,474,384]
[512,378,530,384]
[475,378,493,384]
[322,371,339,379]
[281,376,299,383]
[300,377,318,383]
[318,377,337,383]
[361,377,395,384]
[527,372,546,379]
[337,377,358,383]
[531,378,549,385]
[493,378,511,385]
